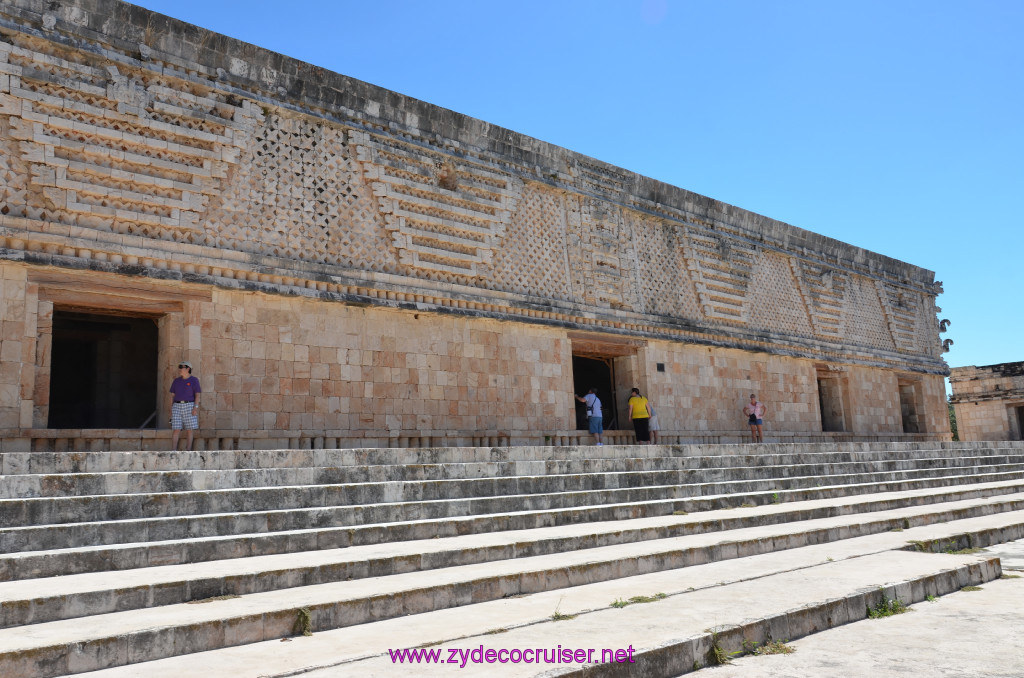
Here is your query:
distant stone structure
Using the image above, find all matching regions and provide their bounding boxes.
[950,362,1024,441]
[0,0,949,451]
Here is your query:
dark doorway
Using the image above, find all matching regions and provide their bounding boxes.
[1016,406,1024,441]
[898,382,921,434]
[817,376,847,432]
[572,355,616,431]
[48,310,159,429]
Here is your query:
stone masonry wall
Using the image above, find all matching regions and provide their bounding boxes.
[638,341,946,437]
[0,0,951,448]
[951,363,1024,441]
[0,257,949,449]
[199,287,569,438]
[0,1,946,369]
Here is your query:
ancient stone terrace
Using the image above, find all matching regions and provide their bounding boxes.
[1,440,1023,676]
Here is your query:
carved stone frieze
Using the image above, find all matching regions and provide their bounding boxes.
[789,259,849,340]
[350,129,522,277]
[565,195,638,310]
[0,39,255,237]
[875,280,922,352]
[682,228,758,324]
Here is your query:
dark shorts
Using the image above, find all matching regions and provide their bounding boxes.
[633,417,650,442]
[749,418,763,426]
[588,415,604,434]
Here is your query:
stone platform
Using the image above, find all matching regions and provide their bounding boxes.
[1,441,1023,676]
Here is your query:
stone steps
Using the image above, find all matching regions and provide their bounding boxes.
[4,479,1024,581]
[3,491,1024,630]
[70,525,1008,678]
[10,452,1024,498]
[1,508,1015,678]
[74,547,1001,678]
[5,441,1023,476]
[5,466,1024,559]
[7,460,1024,528]
[3,441,1024,677]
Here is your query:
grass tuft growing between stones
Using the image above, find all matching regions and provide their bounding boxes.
[867,592,910,618]
[705,630,742,665]
[754,640,796,655]
[1001,573,1021,579]
[961,585,984,592]
[610,593,667,608]
[551,598,576,621]
[294,607,313,637]
[906,538,982,555]
[708,633,731,665]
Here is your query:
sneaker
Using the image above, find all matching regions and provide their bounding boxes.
[596,442,603,446]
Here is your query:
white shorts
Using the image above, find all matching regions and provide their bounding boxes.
[648,414,660,431]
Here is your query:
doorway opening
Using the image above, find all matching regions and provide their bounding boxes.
[572,355,617,431]
[816,367,850,433]
[568,333,646,433]
[1015,406,1024,441]
[898,380,922,434]
[48,310,159,429]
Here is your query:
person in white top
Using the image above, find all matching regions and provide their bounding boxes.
[575,387,604,445]
[647,402,660,445]
[742,393,766,443]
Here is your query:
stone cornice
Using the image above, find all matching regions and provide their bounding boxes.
[1,215,949,376]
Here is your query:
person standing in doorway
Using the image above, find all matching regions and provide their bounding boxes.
[743,393,766,443]
[627,388,652,444]
[575,387,604,446]
[170,360,201,450]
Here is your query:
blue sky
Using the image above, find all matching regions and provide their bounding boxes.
[136,0,1023,378]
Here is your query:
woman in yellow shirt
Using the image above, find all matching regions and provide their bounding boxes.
[627,387,651,444]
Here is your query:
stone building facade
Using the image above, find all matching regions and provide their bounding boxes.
[950,362,1024,441]
[0,0,950,451]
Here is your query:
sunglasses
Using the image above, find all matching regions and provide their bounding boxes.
[178,365,188,369]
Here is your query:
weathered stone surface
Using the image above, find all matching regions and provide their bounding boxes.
[950,361,1024,441]
[0,0,949,446]
[0,441,1020,677]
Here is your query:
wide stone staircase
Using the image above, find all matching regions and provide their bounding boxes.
[2,441,1024,677]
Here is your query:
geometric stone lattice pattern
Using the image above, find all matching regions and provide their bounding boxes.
[0,38,253,242]
[626,211,701,320]
[203,115,390,270]
[844,274,899,351]
[876,280,922,352]
[747,251,816,336]
[351,130,523,277]
[490,184,573,301]
[683,228,758,324]
[789,259,850,340]
[565,196,638,310]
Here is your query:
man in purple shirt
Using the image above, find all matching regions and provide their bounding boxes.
[170,361,201,450]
